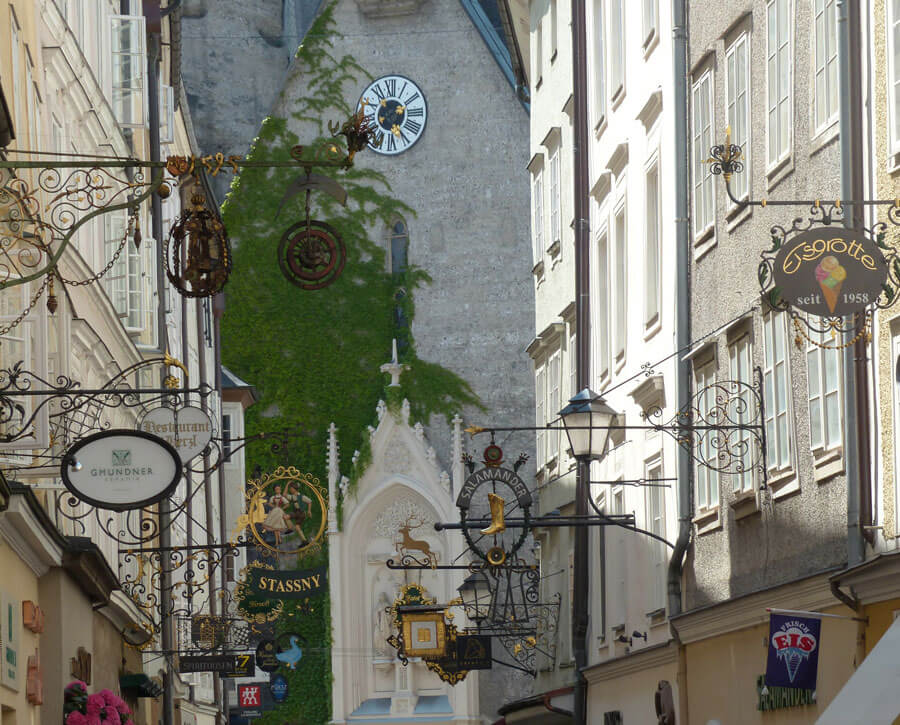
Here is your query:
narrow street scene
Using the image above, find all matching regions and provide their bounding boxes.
[0,1,897,723]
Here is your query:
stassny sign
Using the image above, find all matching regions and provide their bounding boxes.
[245,566,327,599]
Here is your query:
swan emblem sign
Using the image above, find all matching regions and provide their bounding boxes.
[274,633,304,670]
[765,614,821,691]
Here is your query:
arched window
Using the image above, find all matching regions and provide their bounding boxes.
[389,218,408,278]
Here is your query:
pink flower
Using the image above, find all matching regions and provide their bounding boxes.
[99,689,118,706]
[85,716,102,725]
[116,700,132,716]
[104,708,122,725]
[66,680,88,693]
[86,694,105,716]
[65,713,88,725]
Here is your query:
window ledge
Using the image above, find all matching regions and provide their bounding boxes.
[766,155,794,193]
[693,228,717,262]
[767,467,799,499]
[642,29,659,59]
[694,507,721,535]
[614,354,626,375]
[559,659,576,669]
[813,447,843,483]
[644,316,662,341]
[611,85,626,112]
[532,259,545,279]
[611,622,626,633]
[547,238,561,260]
[545,454,559,471]
[594,116,608,140]
[535,76,543,91]
[726,200,752,232]
[810,120,839,156]
[730,489,760,520]
[646,607,666,625]
[550,49,558,64]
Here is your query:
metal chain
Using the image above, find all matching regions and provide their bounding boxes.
[793,313,871,350]
[0,273,51,338]
[54,215,134,286]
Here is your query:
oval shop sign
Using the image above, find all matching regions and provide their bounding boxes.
[139,405,213,463]
[772,227,888,318]
[61,429,182,510]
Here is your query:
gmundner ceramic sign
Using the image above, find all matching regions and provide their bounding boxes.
[139,405,213,463]
[772,228,888,317]
[61,429,182,510]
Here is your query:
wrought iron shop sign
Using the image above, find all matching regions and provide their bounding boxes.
[768,228,888,317]
[178,654,254,676]
[61,430,181,510]
[456,635,492,670]
[244,566,326,598]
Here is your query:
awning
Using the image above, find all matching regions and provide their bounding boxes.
[816,615,900,724]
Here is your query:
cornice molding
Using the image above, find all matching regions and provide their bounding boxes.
[0,494,64,577]
[672,571,845,644]
[636,88,663,132]
[583,641,677,683]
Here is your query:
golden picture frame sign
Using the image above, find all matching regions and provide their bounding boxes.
[401,612,447,658]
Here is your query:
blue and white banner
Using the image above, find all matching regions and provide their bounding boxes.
[765,614,821,690]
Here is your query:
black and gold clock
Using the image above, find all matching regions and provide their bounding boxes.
[357,75,427,155]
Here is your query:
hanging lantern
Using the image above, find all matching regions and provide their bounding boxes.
[164,187,231,298]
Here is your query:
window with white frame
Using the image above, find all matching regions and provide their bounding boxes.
[569,331,577,397]
[597,229,611,378]
[613,203,626,362]
[550,0,558,59]
[534,18,543,85]
[645,460,666,611]
[806,325,841,452]
[592,1,607,124]
[764,310,792,471]
[110,14,147,127]
[729,334,755,493]
[26,57,39,150]
[549,148,561,245]
[610,0,625,100]
[10,11,22,138]
[645,161,660,326]
[532,169,544,264]
[160,83,175,145]
[695,359,719,510]
[104,212,143,329]
[726,33,751,202]
[535,365,546,467]
[813,0,838,132]
[766,0,792,167]
[692,70,715,237]
[610,485,626,626]
[222,413,233,462]
[547,350,561,461]
[889,0,900,154]
[643,0,658,47]
[51,116,64,153]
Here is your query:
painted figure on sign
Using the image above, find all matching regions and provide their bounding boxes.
[262,485,292,544]
[285,483,313,543]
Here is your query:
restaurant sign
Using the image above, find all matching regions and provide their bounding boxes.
[61,430,181,510]
[139,406,213,463]
[770,228,888,318]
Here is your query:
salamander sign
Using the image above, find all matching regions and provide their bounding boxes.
[771,228,888,317]
[61,430,182,510]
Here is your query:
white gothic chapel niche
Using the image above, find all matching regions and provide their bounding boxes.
[327,362,480,724]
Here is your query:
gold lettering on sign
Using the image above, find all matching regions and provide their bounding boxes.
[782,236,878,274]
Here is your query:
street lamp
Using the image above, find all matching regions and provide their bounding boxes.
[558,388,619,462]
[457,571,492,626]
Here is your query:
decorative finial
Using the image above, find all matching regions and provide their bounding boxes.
[380,339,410,387]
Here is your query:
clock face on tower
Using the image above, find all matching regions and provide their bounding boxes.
[357,75,427,156]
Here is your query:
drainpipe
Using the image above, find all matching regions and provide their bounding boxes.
[213,291,229,724]
[571,0,591,722]
[667,0,692,617]
[837,0,867,567]
[147,33,167,353]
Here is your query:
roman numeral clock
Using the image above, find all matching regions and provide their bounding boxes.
[357,75,427,155]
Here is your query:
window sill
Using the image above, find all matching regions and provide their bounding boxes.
[766,155,794,193]
[726,200,752,232]
[642,29,659,59]
[535,76,543,92]
[693,227,717,261]
[610,85,626,112]
[545,454,559,471]
[813,446,843,483]
[767,467,799,499]
[694,507,721,535]
[646,607,666,625]
[644,315,662,341]
[532,259,545,279]
[547,238,561,261]
[810,120,839,157]
[614,353,626,375]
[559,659,576,669]
[550,49,558,64]
[730,489,760,520]
[594,116,607,140]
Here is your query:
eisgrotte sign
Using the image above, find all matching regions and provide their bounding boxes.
[61,429,182,510]
[771,228,888,317]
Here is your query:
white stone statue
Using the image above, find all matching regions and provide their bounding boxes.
[373,591,393,657]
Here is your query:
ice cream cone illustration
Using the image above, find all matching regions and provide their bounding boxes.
[815,255,847,314]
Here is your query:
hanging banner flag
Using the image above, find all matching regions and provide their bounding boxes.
[765,614,821,690]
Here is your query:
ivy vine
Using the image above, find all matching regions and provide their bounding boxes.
[220,4,480,723]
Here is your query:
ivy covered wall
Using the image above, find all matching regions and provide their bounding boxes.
[220,4,479,722]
